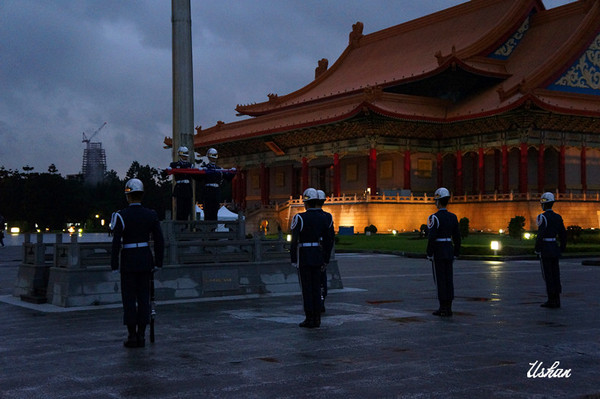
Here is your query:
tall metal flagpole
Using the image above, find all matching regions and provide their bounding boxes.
[172,0,195,220]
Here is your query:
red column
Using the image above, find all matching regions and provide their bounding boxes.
[403,150,411,190]
[301,157,309,193]
[558,145,566,193]
[240,170,247,210]
[455,149,463,195]
[502,145,509,193]
[436,152,443,188]
[478,148,485,194]
[494,149,500,192]
[368,148,377,193]
[333,153,341,197]
[260,163,270,206]
[581,145,587,192]
[537,144,545,193]
[232,166,240,206]
[519,143,528,194]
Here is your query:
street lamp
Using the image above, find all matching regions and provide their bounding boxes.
[491,240,501,255]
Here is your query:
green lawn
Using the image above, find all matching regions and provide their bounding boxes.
[334,231,600,256]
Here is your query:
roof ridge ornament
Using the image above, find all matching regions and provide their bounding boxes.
[315,58,328,79]
[349,21,364,48]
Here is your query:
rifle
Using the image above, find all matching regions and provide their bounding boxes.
[150,271,156,343]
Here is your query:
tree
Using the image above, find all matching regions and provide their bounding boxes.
[508,216,526,239]
[459,217,470,239]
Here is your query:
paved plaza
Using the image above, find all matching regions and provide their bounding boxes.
[0,245,598,398]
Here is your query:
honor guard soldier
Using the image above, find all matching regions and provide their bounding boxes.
[196,148,235,221]
[426,187,461,317]
[168,146,194,220]
[111,179,165,348]
[316,189,335,313]
[535,192,567,308]
[290,188,334,328]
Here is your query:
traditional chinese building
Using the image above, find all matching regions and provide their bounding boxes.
[165,0,600,233]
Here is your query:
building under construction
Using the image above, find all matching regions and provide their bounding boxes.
[82,122,107,185]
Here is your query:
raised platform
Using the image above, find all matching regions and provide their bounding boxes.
[13,221,342,307]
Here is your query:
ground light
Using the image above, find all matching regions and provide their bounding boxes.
[10,227,20,234]
[286,234,292,242]
[491,240,501,255]
[524,232,532,239]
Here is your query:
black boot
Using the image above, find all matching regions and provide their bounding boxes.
[320,296,326,313]
[137,324,146,347]
[312,312,321,328]
[299,312,313,328]
[541,294,560,308]
[445,300,453,316]
[124,325,138,348]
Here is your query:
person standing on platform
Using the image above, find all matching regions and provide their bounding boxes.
[168,146,194,221]
[316,190,334,313]
[535,192,567,309]
[426,187,461,317]
[290,188,334,328]
[196,148,235,221]
[111,179,164,348]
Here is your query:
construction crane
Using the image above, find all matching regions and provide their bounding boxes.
[82,122,107,147]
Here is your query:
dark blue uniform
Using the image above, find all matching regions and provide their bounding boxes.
[111,204,164,329]
[198,163,228,221]
[426,208,461,314]
[170,159,193,220]
[291,208,333,326]
[535,209,567,307]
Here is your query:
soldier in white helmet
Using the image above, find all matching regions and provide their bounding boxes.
[111,179,164,348]
[290,188,334,328]
[535,192,567,308]
[426,187,461,317]
[195,148,236,221]
[168,146,194,220]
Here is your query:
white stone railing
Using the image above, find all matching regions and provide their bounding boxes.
[277,190,600,208]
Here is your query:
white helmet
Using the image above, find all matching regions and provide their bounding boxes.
[207,148,218,160]
[540,192,555,203]
[434,187,451,200]
[124,178,144,194]
[303,188,319,202]
[317,190,326,200]
[178,146,189,160]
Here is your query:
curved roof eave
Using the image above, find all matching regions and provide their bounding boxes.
[505,0,600,95]
[235,0,532,117]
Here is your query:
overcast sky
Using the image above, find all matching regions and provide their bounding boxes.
[0,0,574,177]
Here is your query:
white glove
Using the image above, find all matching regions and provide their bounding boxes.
[291,263,298,269]
[426,256,433,261]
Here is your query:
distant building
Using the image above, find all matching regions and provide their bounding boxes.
[166,0,600,232]
[82,142,106,186]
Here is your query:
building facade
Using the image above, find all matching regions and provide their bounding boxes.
[166,0,600,233]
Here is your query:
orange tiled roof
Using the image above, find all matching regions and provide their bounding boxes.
[177,0,600,149]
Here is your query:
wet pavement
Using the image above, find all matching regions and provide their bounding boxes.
[0,245,599,398]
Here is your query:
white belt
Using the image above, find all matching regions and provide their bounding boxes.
[543,238,556,242]
[298,242,320,247]
[176,180,190,184]
[123,242,149,249]
[205,183,219,187]
[435,238,452,242]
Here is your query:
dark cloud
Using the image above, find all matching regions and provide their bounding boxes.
[0,0,574,176]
